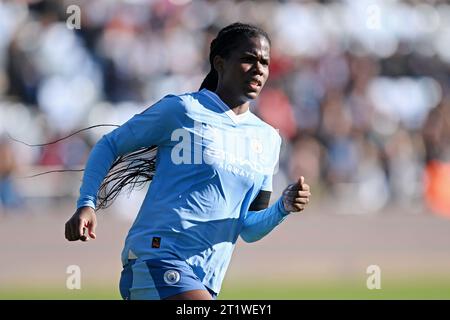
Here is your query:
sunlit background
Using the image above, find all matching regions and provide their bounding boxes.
[1,0,450,299]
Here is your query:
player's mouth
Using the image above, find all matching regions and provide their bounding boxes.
[246,78,262,91]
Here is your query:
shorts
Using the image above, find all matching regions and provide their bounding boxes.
[119,258,217,300]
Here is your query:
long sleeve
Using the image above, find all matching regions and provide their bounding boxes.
[76,135,121,209]
[76,94,184,209]
[240,197,291,243]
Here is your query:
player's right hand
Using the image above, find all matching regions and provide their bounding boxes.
[65,206,97,242]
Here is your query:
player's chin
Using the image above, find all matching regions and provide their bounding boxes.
[243,87,262,100]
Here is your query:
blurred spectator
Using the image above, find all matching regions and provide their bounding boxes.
[0,136,23,211]
[255,82,297,140]
[423,96,450,217]
[320,90,358,185]
[288,134,324,190]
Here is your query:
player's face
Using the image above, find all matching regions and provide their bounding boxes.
[217,36,270,102]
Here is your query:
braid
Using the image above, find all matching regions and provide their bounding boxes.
[11,124,157,210]
[199,22,271,91]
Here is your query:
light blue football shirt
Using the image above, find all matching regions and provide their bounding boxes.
[77,89,290,294]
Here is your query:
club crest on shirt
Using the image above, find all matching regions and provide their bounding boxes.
[164,270,181,285]
[250,138,263,154]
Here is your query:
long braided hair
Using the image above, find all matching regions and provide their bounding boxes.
[18,23,270,210]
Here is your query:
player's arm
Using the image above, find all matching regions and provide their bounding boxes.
[65,95,183,242]
[76,96,181,210]
[240,177,310,243]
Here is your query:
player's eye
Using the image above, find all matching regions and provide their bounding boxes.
[241,56,255,63]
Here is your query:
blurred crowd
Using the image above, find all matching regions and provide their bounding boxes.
[0,0,449,215]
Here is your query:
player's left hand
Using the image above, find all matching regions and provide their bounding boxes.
[281,176,311,213]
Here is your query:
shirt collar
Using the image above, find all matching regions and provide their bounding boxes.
[200,89,251,125]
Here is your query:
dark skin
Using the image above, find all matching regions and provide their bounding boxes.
[64,35,311,301]
[214,36,271,115]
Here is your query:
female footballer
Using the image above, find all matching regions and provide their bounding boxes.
[65,23,311,300]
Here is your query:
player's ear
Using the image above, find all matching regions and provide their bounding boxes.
[213,55,225,75]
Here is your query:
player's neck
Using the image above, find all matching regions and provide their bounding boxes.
[214,90,250,115]
[229,104,249,115]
